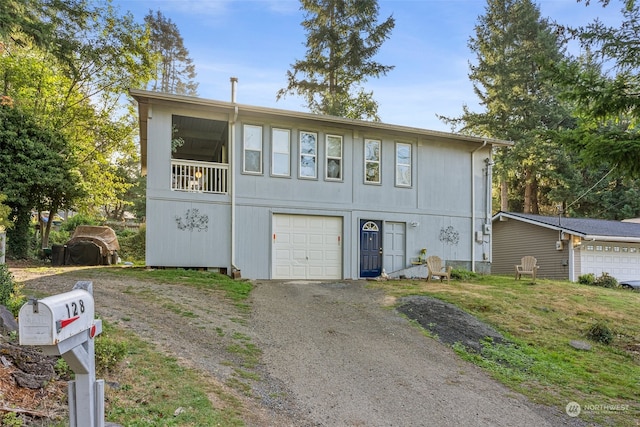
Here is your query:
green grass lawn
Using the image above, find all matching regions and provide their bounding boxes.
[16,266,640,426]
[368,274,640,426]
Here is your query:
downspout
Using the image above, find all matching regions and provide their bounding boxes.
[485,157,494,263]
[230,77,238,273]
[568,235,575,282]
[471,141,487,273]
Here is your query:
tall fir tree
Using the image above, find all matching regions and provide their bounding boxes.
[553,0,640,178]
[277,0,394,120]
[145,10,199,96]
[442,0,573,214]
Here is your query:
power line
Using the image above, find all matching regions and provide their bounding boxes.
[565,164,617,211]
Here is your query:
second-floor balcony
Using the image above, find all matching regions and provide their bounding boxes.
[171,159,228,194]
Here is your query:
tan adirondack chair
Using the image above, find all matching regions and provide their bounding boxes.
[515,256,539,281]
[426,255,452,284]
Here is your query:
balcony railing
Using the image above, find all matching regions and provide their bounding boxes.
[171,159,228,194]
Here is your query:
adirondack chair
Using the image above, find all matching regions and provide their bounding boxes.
[426,255,452,284]
[515,256,539,281]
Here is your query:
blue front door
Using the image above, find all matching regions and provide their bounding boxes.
[360,220,382,277]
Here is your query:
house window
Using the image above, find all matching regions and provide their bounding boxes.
[272,128,290,177]
[326,134,343,180]
[395,142,411,187]
[364,139,381,184]
[243,124,262,174]
[299,131,317,178]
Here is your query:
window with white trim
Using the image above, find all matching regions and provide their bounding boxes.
[395,142,411,187]
[272,128,290,177]
[299,131,317,178]
[326,134,343,180]
[364,139,381,184]
[243,124,262,174]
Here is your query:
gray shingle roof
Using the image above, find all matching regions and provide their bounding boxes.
[494,212,640,238]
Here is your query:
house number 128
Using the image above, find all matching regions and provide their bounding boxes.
[65,300,85,317]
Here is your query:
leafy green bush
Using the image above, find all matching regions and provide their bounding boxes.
[1,412,22,427]
[117,225,145,262]
[579,272,618,289]
[0,263,13,306]
[594,272,619,289]
[62,213,100,232]
[0,264,26,315]
[95,327,128,374]
[47,229,71,246]
[578,273,595,285]
[451,268,479,281]
[586,320,614,345]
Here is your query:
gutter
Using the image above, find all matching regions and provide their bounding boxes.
[470,141,487,272]
[582,235,640,243]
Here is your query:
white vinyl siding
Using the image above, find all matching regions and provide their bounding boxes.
[243,124,262,174]
[396,142,411,187]
[325,134,343,180]
[272,128,290,177]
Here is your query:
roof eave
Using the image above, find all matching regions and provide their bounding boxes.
[128,88,513,148]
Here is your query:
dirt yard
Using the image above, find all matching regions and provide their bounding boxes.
[5,265,590,426]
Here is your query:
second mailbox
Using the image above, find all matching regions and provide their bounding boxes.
[19,289,96,348]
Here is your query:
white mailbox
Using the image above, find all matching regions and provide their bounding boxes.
[19,289,96,348]
[18,281,106,427]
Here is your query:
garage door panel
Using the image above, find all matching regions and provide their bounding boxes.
[309,234,324,245]
[581,242,640,281]
[273,214,342,280]
[293,249,307,260]
[292,233,308,244]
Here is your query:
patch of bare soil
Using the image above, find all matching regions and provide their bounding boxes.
[397,295,507,351]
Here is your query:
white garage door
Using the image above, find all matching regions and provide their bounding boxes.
[581,242,640,281]
[272,214,342,280]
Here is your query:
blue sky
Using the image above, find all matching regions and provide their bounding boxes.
[114,0,624,132]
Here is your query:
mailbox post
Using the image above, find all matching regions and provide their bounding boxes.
[19,281,105,427]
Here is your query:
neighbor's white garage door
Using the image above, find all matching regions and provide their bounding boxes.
[272,214,342,280]
[581,242,640,281]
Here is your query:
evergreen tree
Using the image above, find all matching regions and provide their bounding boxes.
[145,10,199,96]
[442,0,573,214]
[553,0,640,178]
[277,0,394,120]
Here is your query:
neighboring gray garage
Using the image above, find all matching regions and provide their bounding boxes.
[271,214,343,280]
[492,211,640,282]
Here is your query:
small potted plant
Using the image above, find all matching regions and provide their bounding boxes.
[420,248,427,263]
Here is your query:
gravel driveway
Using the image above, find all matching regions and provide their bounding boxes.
[12,266,586,426]
[251,280,581,427]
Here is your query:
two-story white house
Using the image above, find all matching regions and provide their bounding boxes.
[130,87,510,280]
